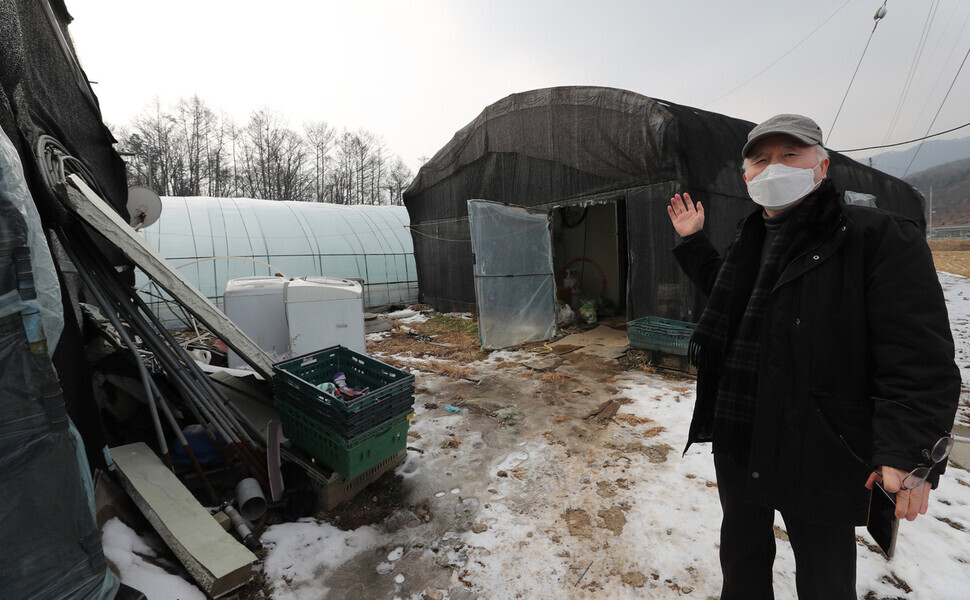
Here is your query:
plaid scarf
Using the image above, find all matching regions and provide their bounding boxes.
[688,183,838,460]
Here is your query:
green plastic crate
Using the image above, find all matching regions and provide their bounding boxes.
[273,345,414,416]
[626,316,697,355]
[286,392,414,440]
[280,405,410,479]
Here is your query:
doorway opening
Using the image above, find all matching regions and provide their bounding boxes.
[551,199,628,322]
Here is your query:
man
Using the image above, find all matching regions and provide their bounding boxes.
[666,114,960,599]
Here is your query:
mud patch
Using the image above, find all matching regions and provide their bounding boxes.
[614,414,653,426]
[597,505,626,536]
[563,508,593,538]
[596,481,617,498]
[621,571,647,587]
[643,443,673,463]
[606,442,673,463]
[773,525,789,542]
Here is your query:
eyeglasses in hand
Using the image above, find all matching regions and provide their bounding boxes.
[874,435,954,504]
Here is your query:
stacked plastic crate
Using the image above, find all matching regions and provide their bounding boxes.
[272,345,415,479]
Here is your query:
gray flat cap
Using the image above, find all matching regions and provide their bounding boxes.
[741,114,824,158]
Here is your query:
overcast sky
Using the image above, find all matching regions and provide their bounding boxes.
[67,0,970,171]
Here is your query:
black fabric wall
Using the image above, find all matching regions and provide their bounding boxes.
[1,0,129,470]
[0,0,128,221]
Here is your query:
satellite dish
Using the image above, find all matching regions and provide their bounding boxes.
[126,186,162,230]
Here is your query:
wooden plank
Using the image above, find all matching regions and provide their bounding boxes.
[61,175,275,379]
[110,443,256,597]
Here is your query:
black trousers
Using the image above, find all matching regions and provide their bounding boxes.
[714,453,858,600]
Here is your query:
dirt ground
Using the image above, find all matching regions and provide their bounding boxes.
[219,241,968,598]
[928,240,970,277]
[223,315,703,599]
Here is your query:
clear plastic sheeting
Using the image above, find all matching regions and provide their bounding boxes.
[468,200,556,349]
[136,197,418,327]
[0,126,63,352]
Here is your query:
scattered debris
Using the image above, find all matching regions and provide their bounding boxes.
[613,414,653,426]
[881,571,913,593]
[937,517,967,531]
[584,399,622,420]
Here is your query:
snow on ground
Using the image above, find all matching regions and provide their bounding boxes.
[385,309,429,324]
[105,272,970,599]
[101,518,206,600]
[260,520,384,600]
[940,272,970,426]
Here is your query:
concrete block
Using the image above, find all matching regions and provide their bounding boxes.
[110,443,256,597]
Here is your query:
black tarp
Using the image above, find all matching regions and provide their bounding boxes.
[1,1,127,597]
[403,86,925,321]
[0,0,127,219]
[1,0,130,469]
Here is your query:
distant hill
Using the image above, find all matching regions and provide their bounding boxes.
[856,134,970,179]
[904,157,970,227]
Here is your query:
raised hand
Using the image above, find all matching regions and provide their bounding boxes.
[667,192,705,238]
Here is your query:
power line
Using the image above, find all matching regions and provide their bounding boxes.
[911,8,970,135]
[826,1,888,145]
[902,40,970,176]
[884,0,940,142]
[832,119,970,153]
[701,1,852,109]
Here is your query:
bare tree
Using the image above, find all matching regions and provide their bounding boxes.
[116,96,412,204]
[304,120,336,202]
[117,97,179,195]
[171,95,216,196]
[385,157,412,206]
[207,111,237,197]
[239,108,313,201]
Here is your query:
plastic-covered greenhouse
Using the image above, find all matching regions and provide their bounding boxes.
[137,197,418,328]
[404,86,926,347]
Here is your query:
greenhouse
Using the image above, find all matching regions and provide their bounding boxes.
[137,197,417,327]
[404,86,926,348]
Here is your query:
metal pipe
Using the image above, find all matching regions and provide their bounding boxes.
[62,237,171,466]
[101,262,264,449]
[148,376,220,504]
[70,229,269,485]
[125,286,267,447]
[72,237,255,483]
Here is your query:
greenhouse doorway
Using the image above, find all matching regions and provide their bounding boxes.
[466,199,628,349]
[551,200,627,323]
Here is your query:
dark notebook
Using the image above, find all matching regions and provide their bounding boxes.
[867,485,899,559]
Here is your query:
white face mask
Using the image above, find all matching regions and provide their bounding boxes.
[746,160,821,210]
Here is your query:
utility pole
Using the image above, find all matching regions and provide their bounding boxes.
[928,185,933,239]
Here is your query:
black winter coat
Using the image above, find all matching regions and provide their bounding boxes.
[673,181,961,526]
